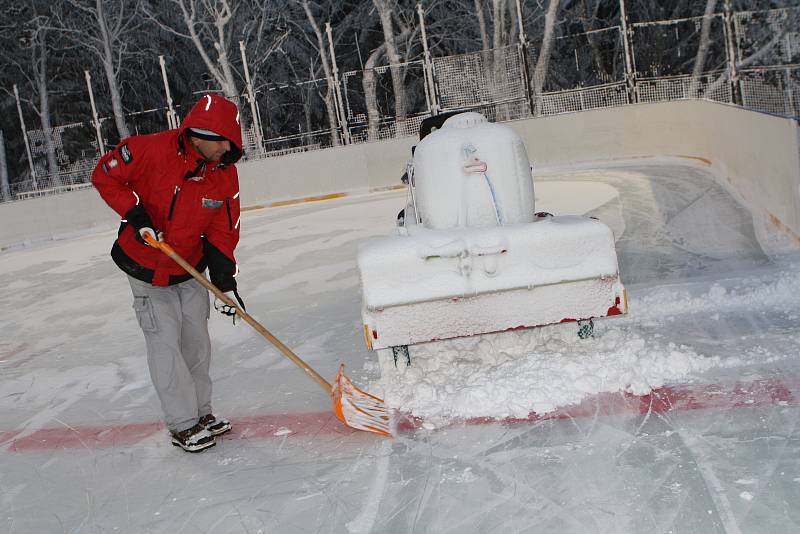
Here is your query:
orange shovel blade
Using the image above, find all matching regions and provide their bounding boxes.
[332,364,392,437]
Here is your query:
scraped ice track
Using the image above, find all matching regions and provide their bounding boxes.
[1,163,799,533]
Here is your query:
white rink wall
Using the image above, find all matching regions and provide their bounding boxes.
[513,101,800,246]
[1,100,798,249]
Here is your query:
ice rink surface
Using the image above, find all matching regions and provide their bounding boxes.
[2,162,800,533]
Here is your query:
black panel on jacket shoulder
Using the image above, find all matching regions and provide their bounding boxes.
[119,144,133,164]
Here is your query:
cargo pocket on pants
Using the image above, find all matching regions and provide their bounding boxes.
[133,296,157,332]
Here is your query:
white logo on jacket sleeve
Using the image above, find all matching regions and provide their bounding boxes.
[102,156,119,173]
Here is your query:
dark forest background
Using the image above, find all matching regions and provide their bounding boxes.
[0,0,797,186]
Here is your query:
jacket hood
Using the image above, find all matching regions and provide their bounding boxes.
[180,94,243,165]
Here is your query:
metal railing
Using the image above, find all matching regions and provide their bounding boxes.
[4,6,799,203]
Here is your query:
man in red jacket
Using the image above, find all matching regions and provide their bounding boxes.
[93,94,245,452]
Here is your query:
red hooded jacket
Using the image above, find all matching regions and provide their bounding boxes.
[92,94,243,290]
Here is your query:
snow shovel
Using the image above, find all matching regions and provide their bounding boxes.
[143,233,391,437]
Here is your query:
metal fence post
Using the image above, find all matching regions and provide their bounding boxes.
[417,3,440,116]
[619,0,637,104]
[515,0,535,117]
[325,22,351,145]
[786,66,796,116]
[0,130,10,201]
[159,56,179,130]
[13,84,37,190]
[85,71,106,153]
[239,41,265,154]
[723,0,741,105]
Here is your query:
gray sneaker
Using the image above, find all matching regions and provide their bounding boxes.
[171,423,216,452]
[199,414,232,436]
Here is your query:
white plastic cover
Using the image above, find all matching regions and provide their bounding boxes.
[357,112,626,350]
[413,113,535,229]
[358,217,625,350]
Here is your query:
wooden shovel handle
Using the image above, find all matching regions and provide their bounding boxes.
[143,232,333,392]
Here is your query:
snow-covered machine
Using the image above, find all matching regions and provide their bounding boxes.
[357,112,627,366]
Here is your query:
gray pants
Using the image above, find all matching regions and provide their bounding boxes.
[128,276,213,433]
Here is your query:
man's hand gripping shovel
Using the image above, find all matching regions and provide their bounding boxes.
[143,232,392,437]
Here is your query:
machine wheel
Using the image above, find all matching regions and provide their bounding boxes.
[577,319,594,339]
[392,345,411,367]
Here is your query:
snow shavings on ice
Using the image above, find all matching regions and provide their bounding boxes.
[370,264,800,425]
[371,325,717,424]
[634,263,800,320]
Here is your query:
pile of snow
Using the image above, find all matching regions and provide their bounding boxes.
[369,324,717,425]
[368,260,800,425]
[635,264,800,319]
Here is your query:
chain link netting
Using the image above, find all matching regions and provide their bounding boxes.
[637,71,733,104]
[19,121,100,198]
[740,67,800,116]
[434,45,528,112]
[258,78,341,154]
[542,26,626,91]
[5,7,800,203]
[343,60,429,143]
[537,82,629,116]
[734,8,800,68]
[631,16,729,78]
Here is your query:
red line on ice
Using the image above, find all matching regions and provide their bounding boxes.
[1,412,350,452]
[0,343,29,360]
[2,377,796,452]
[406,377,795,431]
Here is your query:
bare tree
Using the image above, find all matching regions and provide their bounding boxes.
[704,5,800,97]
[577,0,611,81]
[688,0,718,98]
[491,0,509,50]
[2,6,61,186]
[59,0,147,141]
[531,0,561,114]
[147,0,250,147]
[361,21,413,142]
[373,0,408,133]
[297,0,342,147]
[362,42,387,142]
[475,0,490,51]
[0,130,10,200]
[505,0,519,46]
[239,0,289,93]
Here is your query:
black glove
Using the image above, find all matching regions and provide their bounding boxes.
[126,205,162,245]
[214,290,246,325]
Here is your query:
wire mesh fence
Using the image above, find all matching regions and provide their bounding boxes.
[631,16,729,78]
[23,121,100,194]
[543,26,626,91]
[734,8,800,68]
[538,82,629,116]
[259,78,341,152]
[434,45,529,114]
[343,60,430,143]
[4,7,800,203]
[740,66,800,116]
[124,107,173,138]
[637,71,733,104]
